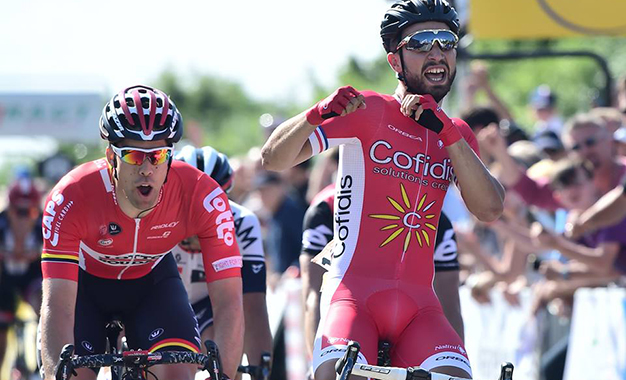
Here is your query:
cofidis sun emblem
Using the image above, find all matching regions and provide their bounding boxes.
[368,183,437,251]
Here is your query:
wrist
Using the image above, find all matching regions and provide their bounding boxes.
[305,103,324,126]
[440,120,462,146]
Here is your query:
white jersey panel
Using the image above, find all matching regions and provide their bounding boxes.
[175,200,264,304]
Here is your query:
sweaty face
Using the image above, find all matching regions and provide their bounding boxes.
[396,21,457,102]
[113,139,170,212]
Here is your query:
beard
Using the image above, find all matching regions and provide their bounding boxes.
[403,62,456,103]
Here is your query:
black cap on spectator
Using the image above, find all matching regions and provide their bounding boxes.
[461,107,500,132]
[533,130,564,152]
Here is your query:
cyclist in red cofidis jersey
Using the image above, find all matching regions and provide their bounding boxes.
[39,85,244,380]
[261,1,504,379]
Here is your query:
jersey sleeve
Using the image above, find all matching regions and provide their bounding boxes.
[233,205,266,294]
[433,213,459,272]
[192,174,243,283]
[306,91,380,157]
[41,178,83,282]
[453,118,480,157]
[301,201,334,257]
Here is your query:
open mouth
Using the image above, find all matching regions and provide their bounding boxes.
[137,185,153,197]
[424,67,447,84]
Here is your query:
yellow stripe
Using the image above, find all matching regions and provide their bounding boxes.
[149,342,199,353]
[42,253,79,261]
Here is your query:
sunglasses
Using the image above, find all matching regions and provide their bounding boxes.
[396,29,458,53]
[571,137,598,151]
[110,145,173,166]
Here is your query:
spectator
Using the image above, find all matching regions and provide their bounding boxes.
[481,113,626,211]
[529,85,563,136]
[532,130,567,161]
[248,172,306,280]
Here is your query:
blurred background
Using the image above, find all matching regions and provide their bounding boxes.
[1,0,626,379]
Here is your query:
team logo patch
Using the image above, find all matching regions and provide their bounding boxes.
[108,223,122,235]
[212,256,243,272]
[99,225,107,236]
[98,238,113,247]
[82,341,94,353]
[252,264,264,274]
[368,183,437,251]
[149,328,164,341]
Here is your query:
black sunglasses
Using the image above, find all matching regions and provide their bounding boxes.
[571,136,598,151]
[395,29,458,53]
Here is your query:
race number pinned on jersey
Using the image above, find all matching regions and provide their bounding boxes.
[311,239,335,271]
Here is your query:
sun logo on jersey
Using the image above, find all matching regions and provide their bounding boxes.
[368,183,437,252]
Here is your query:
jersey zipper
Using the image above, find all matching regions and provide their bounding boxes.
[117,219,141,279]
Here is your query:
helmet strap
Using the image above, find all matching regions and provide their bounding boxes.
[397,49,419,94]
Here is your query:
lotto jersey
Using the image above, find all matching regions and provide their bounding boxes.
[41,160,242,282]
[306,91,477,285]
[174,201,266,304]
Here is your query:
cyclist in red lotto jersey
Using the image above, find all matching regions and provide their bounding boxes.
[39,85,244,380]
[261,1,504,379]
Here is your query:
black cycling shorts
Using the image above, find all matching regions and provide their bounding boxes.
[73,253,201,356]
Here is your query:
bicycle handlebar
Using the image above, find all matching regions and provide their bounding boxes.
[336,341,514,380]
[55,340,224,380]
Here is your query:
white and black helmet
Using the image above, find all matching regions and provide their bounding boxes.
[176,145,233,192]
[100,85,183,144]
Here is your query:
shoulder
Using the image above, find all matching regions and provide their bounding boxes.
[310,184,335,208]
[48,159,109,199]
[168,160,222,198]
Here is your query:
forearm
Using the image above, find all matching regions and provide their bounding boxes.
[261,113,315,171]
[434,271,464,342]
[447,139,504,222]
[484,86,514,122]
[578,186,626,233]
[300,255,324,357]
[553,237,612,273]
[243,294,272,365]
[213,301,244,378]
[41,280,77,379]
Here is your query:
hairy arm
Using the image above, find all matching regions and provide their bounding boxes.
[433,270,464,342]
[207,277,244,379]
[242,293,273,366]
[41,278,77,380]
[447,139,505,222]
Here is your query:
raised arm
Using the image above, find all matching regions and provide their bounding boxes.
[261,86,366,171]
[567,184,626,238]
[400,94,504,222]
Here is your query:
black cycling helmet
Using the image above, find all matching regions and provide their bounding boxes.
[175,145,234,193]
[380,0,460,53]
[100,85,183,144]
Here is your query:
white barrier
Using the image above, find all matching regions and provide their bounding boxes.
[459,286,540,380]
[563,287,626,380]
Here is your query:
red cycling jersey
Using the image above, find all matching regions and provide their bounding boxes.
[41,159,242,282]
[307,91,477,284]
[307,91,478,375]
